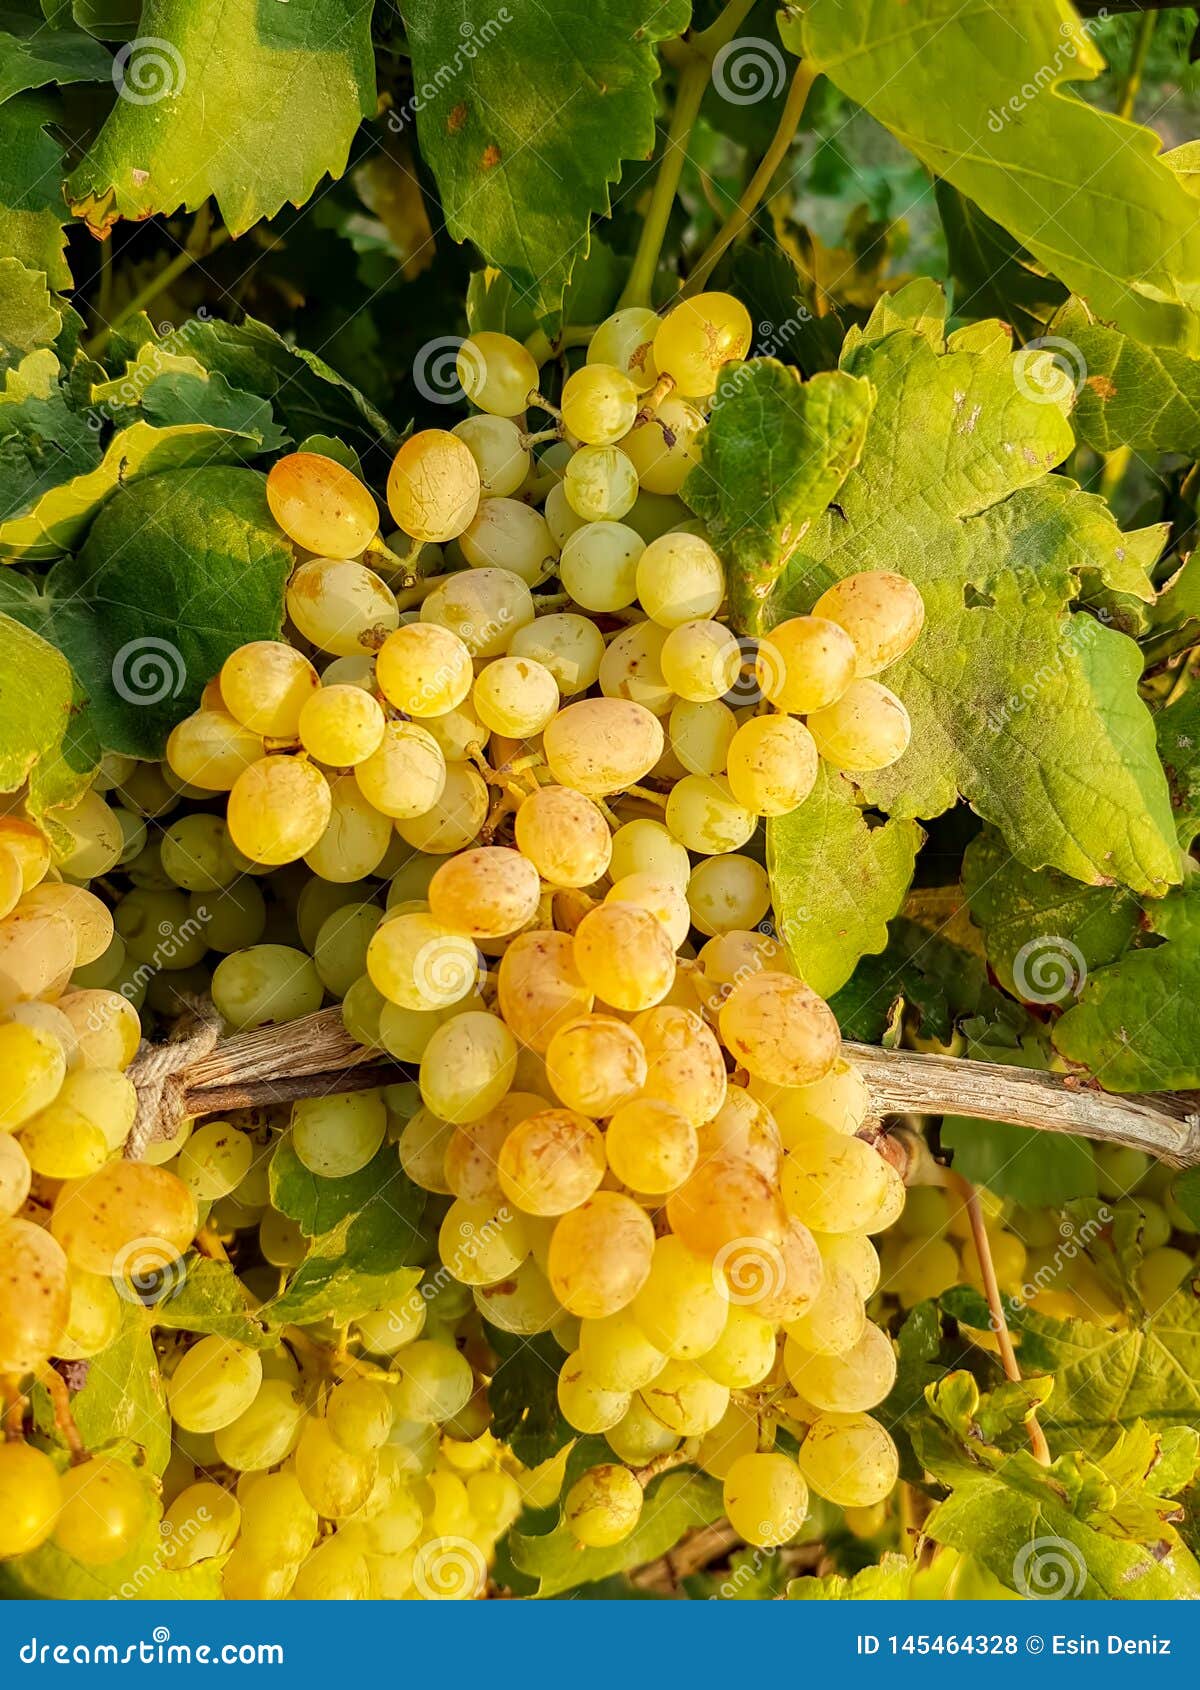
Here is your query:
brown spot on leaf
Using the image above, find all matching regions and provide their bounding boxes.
[1086,373,1117,401]
[447,103,468,135]
[481,144,502,169]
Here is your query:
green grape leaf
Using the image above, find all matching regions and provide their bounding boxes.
[0,95,74,288]
[683,360,874,631]
[107,312,398,464]
[1156,686,1200,851]
[0,13,110,103]
[788,1554,919,1600]
[962,829,1138,1004]
[2,464,293,759]
[404,0,689,317]
[264,1163,427,1328]
[1172,1168,1200,1233]
[935,182,1066,344]
[1053,887,1200,1090]
[0,1526,225,1601]
[150,1256,271,1349]
[0,608,75,793]
[0,254,59,368]
[795,0,1200,352]
[768,766,923,995]
[0,418,258,560]
[68,0,375,236]
[774,286,1179,896]
[42,1,139,40]
[270,1139,404,1239]
[485,1327,572,1469]
[137,370,289,453]
[942,1112,1097,1208]
[69,1305,172,1474]
[685,1546,791,1601]
[1050,301,1200,456]
[508,1469,725,1598]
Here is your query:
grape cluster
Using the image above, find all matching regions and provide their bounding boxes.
[0,289,928,1592]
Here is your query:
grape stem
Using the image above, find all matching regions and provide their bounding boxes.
[38,1367,87,1467]
[1,1378,24,1442]
[618,55,712,311]
[944,1172,1051,1467]
[680,60,818,301]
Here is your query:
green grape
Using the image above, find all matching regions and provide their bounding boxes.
[719,971,840,1087]
[419,1011,517,1124]
[161,1481,240,1567]
[226,755,332,866]
[557,1351,631,1432]
[259,1205,307,1269]
[497,1107,606,1216]
[314,902,383,997]
[588,306,660,391]
[668,698,737,777]
[113,761,178,820]
[112,886,207,969]
[287,557,399,656]
[0,1217,69,1372]
[619,395,704,493]
[579,1306,667,1391]
[294,1415,378,1518]
[497,929,595,1051]
[420,566,535,658]
[298,685,386,767]
[812,571,925,677]
[266,452,379,557]
[220,641,320,738]
[473,1257,562,1335]
[375,623,474,718]
[781,1129,892,1233]
[510,613,605,695]
[640,1358,729,1435]
[542,698,664,796]
[797,1412,899,1507]
[328,1379,394,1453]
[686,853,770,937]
[398,1108,455,1193]
[606,1098,697,1196]
[191,879,267,954]
[1095,1142,1152,1198]
[513,786,612,889]
[784,1320,897,1412]
[573,902,676,1012]
[472,655,561,737]
[390,1339,474,1424]
[665,773,755,854]
[598,619,675,717]
[561,363,639,445]
[605,1397,680,1466]
[460,497,556,585]
[438,1197,529,1283]
[321,653,377,689]
[565,1463,644,1546]
[167,1336,263,1433]
[660,618,742,701]
[354,721,446,823]
[453,414,531,496]
[1137,1245,1192,1313]
[177,1119,254,1200]
[292,1089,387,1178]
[456,332,539,417]
[721,1450,808,1548]
[608,818,690,889]
[548,1192,655,1318]
[210,944,323,1031]
[0,1019,67,1130]
[545,1015,647,1115]
[563,446,638,522]
[341,971,388,1049]
[394,762,490,855]
[0,1131,32,1216]
[378,999,459,1062]
[807,680,912,772]
[387,428,481,543]
[785,1263,866,1356]
[237,1470,318,1563]
[636,532,725,627]
[0,1441,62,1557]
[54,1457,150,1565]
[726,715,819,816]
[635,1230,730,1358]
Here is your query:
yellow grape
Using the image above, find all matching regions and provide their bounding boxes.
[543,698,664,796]
[0,1019,67,1129]
[55,1457,150,1565]
[445,1092,546,1205]
[460,496,557,585]
[497,1107,606,1215]
[696,1088,783,1184]
[565,1463,644,1546]
[660,618,742,701]
[785,1263,866,1356]
[631,1234,729,1359]
[220,641,320,737]
[166,709,263,791]
[55,1270,123,1361]
[559,521,643,612]
[387,428,481,543]
[698,1304,776,1388]
[578,1307,667,1391]
[472,655,560,737]
[573,902,676,1012]
[666,1155,787,1262]
[620,394,705,494]
[561,364,640,445]
[22,884,113,967]
[510,612,605,695]
[0,1132,32,1216]
[563,446,639,523]
[665,773,755,855]
[755,615,857,715]
[608,818,690,889]
[640,1358,729,1435]
[653,292,752,396]
[807,680,912,772]
[0,816,51,892]
[287,557,399,656]
[588,307,660,391]
[598,619,674,717]
[813,571,925,676]
[782,1130,892,1234]
[0,906,77,1008]
[721,1450,808,1548]
[375,623,474,718]
[294,1416,377,1518]
[438,1197,529,1284]
[395,762,489,854]
[548,1191,655,1318]
[354,720,446,819]
[0,1217,70,1373]
[605,1097,697,1195]
[456,332,539,417]
[420,565,534,657]
[304,775,393,882]
[514,786,612,888]
[636,532,725,627]
[226,756,332,865]
[687,853,771,936]
[56,988,141,1072]
[784,1320,897,1412]
[428,845,540,938]
[418,1010,517,1123]
[267,452,379,558]
[719,970,841,1087]
[453,414,530,497]
[0,1441,62,1556]
[546,1014,647,1115]
[51,1160,197,1277]
[167,1335,263,1433]
[726,715,819,816]
[797,1412,900,1507]
[557,1351,631,1433]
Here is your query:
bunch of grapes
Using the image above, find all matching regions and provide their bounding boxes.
[0,288,929,1594]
